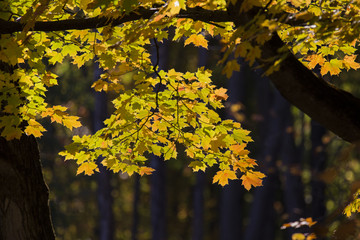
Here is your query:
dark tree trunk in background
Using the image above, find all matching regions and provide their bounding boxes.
[150,155,166,240]
[192,172,205,240]
[191,47,208,240]
[220,59,246,240]
[244,79,283,240]
[150,40,168,240]
[131,175,140,240]
[310,121,327,239]
[0,135,55,239]
[281,103,305,236]
[94,61,114,240]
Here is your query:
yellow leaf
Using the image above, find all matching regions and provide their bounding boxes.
[222,59,240,78]
[213,170,237,186]
[91,79,108,92]
[246,45,261,66]
[24,125,43,137]
[291,233,305,240]
[2,126,23,140]
[320,59,342,76]
[77,162,99,176]
[62,116,82,130]
[184,34,208,49]
[24,119,46,138]
[139,167,155,176]
[51,113,63,124]
[240,171,265,190]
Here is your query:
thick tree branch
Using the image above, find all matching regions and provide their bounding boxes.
[261,34,360,142]
[227,1,360,143]
[0,7,231,34]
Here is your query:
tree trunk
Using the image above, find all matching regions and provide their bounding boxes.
[281,103,305,237]
[150,155,166,240]
[310,121,327,239]
[94,61,114,240]
[150,40,168,240]
[220,59,246,240]
[0,135,55,239]
[244,78,283,240]
[191,46,209,240]
[131,175,140,240]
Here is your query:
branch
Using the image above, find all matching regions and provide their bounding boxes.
[260,34,360,142]
[226,1,360,143]
[0,7,231,34]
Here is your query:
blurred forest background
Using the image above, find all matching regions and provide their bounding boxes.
[39,37,360,240]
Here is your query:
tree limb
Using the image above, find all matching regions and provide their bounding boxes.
[0,7,231,34]
[262,34,360,142]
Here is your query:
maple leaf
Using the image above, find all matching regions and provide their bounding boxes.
[62,116,82,130]
[189,161,207,172]
[77,162,99,176]
[222,59,240,78]
[306,54,325,69]
[139,167,155,176]
[1,126,23,140]
[229,144,246,154]
[91,79,109,92]
[246,45,261,66]
[320,59,342,76]
[24,119,46,138]
[240,171,265,190]
[213,170,237,186]
[342,55,360,70]
[214,87,228,101]
[184,34,208,49]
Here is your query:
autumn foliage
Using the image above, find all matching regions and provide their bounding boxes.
[1,0,360,196]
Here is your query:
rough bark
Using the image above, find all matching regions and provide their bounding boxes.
[0,135,55,240]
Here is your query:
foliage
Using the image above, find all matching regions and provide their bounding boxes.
[281,218,317,240]
[1,0,360,191]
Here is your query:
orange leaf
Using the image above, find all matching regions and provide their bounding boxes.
[139,167,155,176]
[343,55,360,70]
[241,171,265,190]
[184,34,208,49]
[230,144,246,154]
[320,59,342,76]
[213,170,237,186]
[214,87,228,101]
[306,54,325,69]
